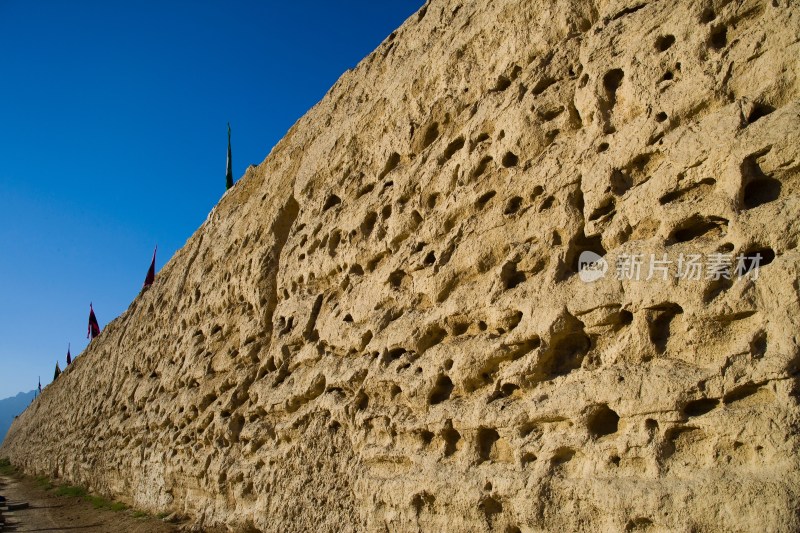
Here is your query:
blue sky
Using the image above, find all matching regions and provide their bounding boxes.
[0,1,422,399]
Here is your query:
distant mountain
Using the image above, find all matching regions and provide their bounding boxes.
[0,391,35,445]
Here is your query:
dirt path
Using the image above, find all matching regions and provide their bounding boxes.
[0,475,180,533]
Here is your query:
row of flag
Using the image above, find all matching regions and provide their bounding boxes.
[36,123,235,398]
[38,247,158,394]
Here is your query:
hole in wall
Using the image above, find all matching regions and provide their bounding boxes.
[588,197,616,221]
[439,137,465,164]
[429,375,454,405]
[587,405,620,437]
[531,77,556,96]
[500,260,526,289]
[700,7,716,23]
[323,194,342,211]
[709,25,727,50]
[750,330,767,358]
[746,103,775,125]
[603,69,624,108]
[655,34,676,51]
[647,303,683,353]
[668,216,727,244]
[683,398,719,417]
[492,75,512,92]
[476,190,496,209]
[442,422,461,456]
[472,156,493,179]
[477,427,500,462]
[503,196,523,215]
[743,176,781,209]
[738,247,775,274]
[421,123,440,151]
[501,152,519,168]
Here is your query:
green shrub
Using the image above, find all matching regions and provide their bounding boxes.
[87,495,127,511]
[55,485,87,498]
[0,457,14,476]
[35,476,54,490]
[34,477,130,513]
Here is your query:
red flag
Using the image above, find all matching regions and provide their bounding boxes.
[87,303,100,339]
[66,344,72,365]
[143,246,157,288]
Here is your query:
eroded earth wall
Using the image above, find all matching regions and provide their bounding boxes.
[3,0,800,531]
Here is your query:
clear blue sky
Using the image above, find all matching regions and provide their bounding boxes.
[0,0,422,399]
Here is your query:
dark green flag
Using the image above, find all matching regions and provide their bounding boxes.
[54,362,61,380]
[226,123,233,190]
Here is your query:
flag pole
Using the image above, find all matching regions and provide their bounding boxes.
[226,122,233,190]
